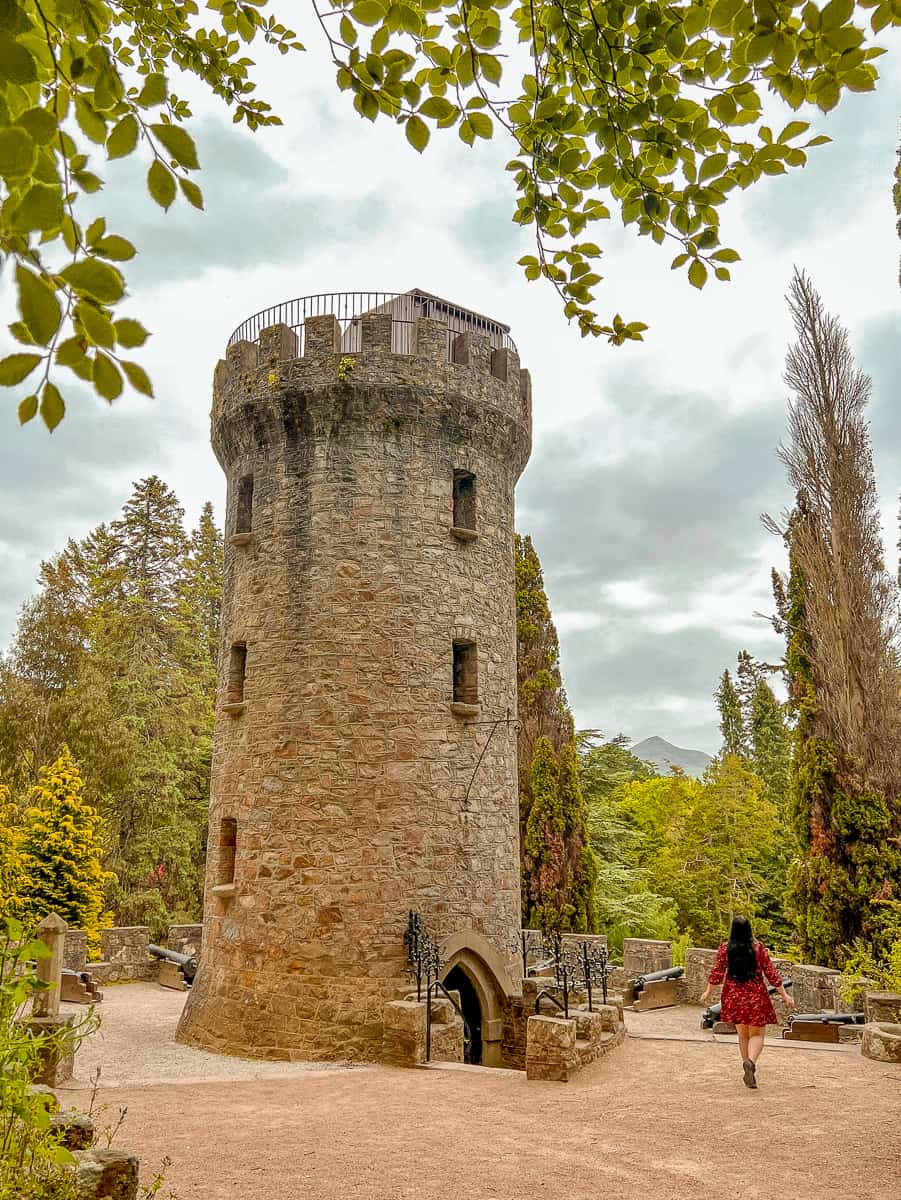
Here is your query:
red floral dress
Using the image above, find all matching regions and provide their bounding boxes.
[708,941,781,1026]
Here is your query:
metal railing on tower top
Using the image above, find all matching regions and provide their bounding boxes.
[226,289,517,360]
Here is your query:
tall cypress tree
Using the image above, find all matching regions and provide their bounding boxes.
[515,534,596,931]
[715,669,747,758]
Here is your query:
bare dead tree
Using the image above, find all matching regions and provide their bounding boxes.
[764,270,901,800]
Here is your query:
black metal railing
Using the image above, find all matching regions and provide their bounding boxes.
[517,929,613,1018]
[404,910,473,1062]
[226,289,516,361]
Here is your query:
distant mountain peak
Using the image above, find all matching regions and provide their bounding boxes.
[631,736,713,780]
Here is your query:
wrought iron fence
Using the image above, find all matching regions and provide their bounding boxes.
[519,929,613,1018]
[404,910,472,1062]
[226,289,516,361]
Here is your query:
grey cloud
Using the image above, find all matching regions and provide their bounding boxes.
[743,83,900,251]
[81,118,398,287]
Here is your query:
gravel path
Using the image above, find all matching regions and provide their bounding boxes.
[57,985,900,1200]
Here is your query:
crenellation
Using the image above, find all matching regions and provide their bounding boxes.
[258,323,298,362]
[304,313,341,357]
[360,312,393,352]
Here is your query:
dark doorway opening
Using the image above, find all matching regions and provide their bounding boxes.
[443,965,483,1065]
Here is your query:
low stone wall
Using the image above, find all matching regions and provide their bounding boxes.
[792,964,841,1014]
[864,991,901,1023]
[623,938,672,977]
[525,1005,625,1082]
[64,923,202,985]
[167,924,203,958]
[683,948,719,1004]
[381,997,464,1067]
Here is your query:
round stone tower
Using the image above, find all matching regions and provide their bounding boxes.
[177,290,532,1062]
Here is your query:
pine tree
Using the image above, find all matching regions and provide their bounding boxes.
[180,502,224,676]
[515,535,596,931]
[110,476,189,620]
[715,669,747,758]
[18,747,113,954]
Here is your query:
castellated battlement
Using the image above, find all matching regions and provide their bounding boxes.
[179,291,532,1064]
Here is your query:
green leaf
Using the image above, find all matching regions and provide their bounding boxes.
[93,235,137,262]
[779,121,809,142]
[0,353,42,386]
[468,112,492,139]
[93,353,123,401]
[712,248,741,262]
[11,183,64,233]
[114,319,150,348]
[75,98,107,144]
[0,126,36,178]
[179,177,204,210]
[709,0,742,33]
[147,160,176,210]
[121,360,154,397]
[18,107,57,146]
[17,394,38,424]
[60,259,126,304]
[77,302,116,348]
[352,0,384,24]
[698,153,728,183]
[40,382,65,431]
[107,114,139,160]
[688,260,708,289]
[150,123,200,169]
[821,0,854,31]
[0,34,37,84]
[340,15,357,43]
[137,73,167,107]
[404,115,429,153]
[16,266,62,346]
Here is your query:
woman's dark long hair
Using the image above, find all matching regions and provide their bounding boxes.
[726,916,758,983]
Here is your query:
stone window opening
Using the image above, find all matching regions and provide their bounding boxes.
[230,473,254,545]
[224,643,247,714]
[212,817,237,902]
[451,471,477,542]
[451,640,479,716]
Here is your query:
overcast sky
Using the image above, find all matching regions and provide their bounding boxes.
[1,24,899,755]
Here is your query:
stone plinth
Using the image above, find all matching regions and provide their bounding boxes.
[381,997,464,1067]
[25,1013,77,1087]
[525,1008,626,1082]
[861,1022,901,1063]
[179,301,531,1062]
[623,939,672,977]
[864,991,901,1023]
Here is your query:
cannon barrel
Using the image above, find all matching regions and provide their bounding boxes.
[700,977,792,1028]
[147,944,198,983]
[634,966,684,988]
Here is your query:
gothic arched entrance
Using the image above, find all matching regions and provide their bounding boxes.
[439,928,517,1068]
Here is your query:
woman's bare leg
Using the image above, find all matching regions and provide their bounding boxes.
[747,1026,766,1063]
[736,1024,750,1061]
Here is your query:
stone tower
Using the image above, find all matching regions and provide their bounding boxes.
[177,289,532,1062]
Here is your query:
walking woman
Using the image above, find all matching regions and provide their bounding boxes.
[699,916,793,1088]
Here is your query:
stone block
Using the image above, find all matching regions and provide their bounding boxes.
[792,963,841,1014]
[864,991,901,1023]
[527,1014,576,1052]
[623,938,672,977]
[303,314,340,357]
[684,947,719,1004]
[258,323,298,362]
[25,1013,77,1087]
[64,931,87,973]
[429,1018,464,1064]
[861,1022,901,1063]
[167,925,203,958]
[594,1004,619,1032]
[73,1149,140,1199]
[51,1111,95,1150]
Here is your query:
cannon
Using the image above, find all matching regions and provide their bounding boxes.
[783,1011,865,1043]
[628,965,684,1011]
[700,978,792,1029]
[148,944,198,989]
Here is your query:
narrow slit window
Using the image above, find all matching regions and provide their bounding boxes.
[235,474,254,535]
[453,471,476,531]
[218,818,237,886]
[452,640,478,706]
[227,643,247,704]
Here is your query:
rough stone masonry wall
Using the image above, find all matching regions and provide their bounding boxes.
[177,312,532,1061]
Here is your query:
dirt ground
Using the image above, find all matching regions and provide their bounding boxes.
[60,986,900,1200]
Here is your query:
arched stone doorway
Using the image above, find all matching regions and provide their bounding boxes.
[439,929,517,1068]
